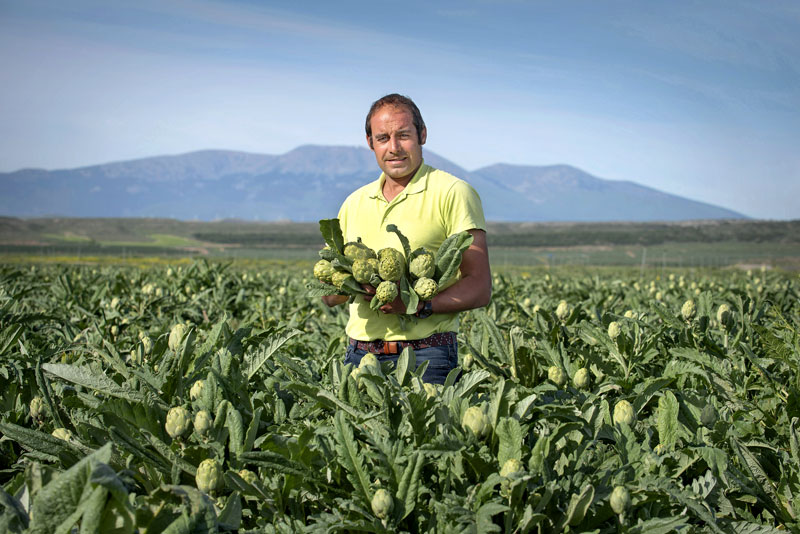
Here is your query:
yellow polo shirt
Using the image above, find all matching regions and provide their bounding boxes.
[338,161,486,341]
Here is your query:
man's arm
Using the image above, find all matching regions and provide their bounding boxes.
[377,229,491,315]
[426,229,491,313]
[322,294,349,307]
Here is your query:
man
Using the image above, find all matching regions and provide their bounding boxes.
[322,94,491,384]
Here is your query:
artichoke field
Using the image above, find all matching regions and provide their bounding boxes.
[0,261,799,533]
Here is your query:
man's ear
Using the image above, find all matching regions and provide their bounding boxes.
[366,135,373,150]
[419,126,427,145]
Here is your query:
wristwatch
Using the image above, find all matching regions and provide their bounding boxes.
[416,300,433,319]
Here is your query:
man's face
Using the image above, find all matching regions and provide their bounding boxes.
[367,105,427,183]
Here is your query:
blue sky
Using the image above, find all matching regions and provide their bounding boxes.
[1,0,798,219]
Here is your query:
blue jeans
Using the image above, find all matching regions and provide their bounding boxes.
[344,340,458,385]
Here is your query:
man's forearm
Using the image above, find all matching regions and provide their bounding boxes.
[423,228,492,315]
[322,294,349,307]
[426,273,492,315]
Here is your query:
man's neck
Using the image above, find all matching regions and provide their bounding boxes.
[382,164,422,202]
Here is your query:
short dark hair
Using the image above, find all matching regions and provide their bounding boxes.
[365,94,426,145]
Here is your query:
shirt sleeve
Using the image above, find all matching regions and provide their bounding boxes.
[442,179,487,236]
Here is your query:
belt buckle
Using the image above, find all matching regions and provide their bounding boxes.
[384,341,399,355]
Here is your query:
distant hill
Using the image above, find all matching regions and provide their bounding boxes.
[1,146,745,221]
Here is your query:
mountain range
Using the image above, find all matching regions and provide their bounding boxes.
[1,146,744,222]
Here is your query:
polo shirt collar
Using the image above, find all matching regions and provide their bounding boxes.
[369,161,431,200]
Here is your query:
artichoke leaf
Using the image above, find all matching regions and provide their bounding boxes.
[401,275,420,315]
[386,224,412,259]
[330,258,353,272]
[319,219,345,254]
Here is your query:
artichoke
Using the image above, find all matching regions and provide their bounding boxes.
[168,323,188,352]
[351,258,378,284]
[548,365,566,387]
[165,406,192,439]
[371,488,394,519]
[140,335,152,355]
[608,321,621,340]
[51,427,73,441]
[462,406,490,438]
[196,458,223,494]
[190,380,205,401]
[331,270,352,290]
[700,404,717,428]
[500,458,524,478]
[409,251,435,279]
[681,299,697,321]
[716,303,732,328]
[194,410,213,437]
[313,259,335,283]
[573,368,590,390]
[238,469,258,485]
[30,396,45,421]
[413,277,437,301]
[375,280,398,305]
[377,248,405,282]
[462,352,474,371]
[555,300,570,321]
[344,241,376,261]
[609,486,631,515]
[613,400,636,427]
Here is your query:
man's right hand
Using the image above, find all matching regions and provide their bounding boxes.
[361,284,376,302]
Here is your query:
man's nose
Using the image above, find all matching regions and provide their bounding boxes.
[389,136,401,151]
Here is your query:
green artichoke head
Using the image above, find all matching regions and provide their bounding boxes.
[331,270,352,290]
[700,404,717,428]
[409,250,435,279]
[716,303,732,328]
[313,259,335,283]
[681,299,697,321]
[613,400,636,427]
[377,248,405,281]
[30,396,46,421]
[140,335,153,356]
[168,323,188,352]
[608,321,621,340]
[462,406,490,438]
[194,410,213,437]
[196,458,223,494]
[610,486,631,515]
[548,365,566,387]
[165,406,192,439]
[555,300,570,321]
[375,280,399,304]
[238,469,258,485]
[51,427,73,441]
[573,368,590,389]
[371,488,394,519]
[190,380,205,401]
[413,277,437,301]
[500,457,524,478]
[352,258,378,284]
[344,241,376,261]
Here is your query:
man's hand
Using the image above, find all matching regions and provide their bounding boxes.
[362,282,405,314]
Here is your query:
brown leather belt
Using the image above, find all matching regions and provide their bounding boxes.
[349,332,456,355]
